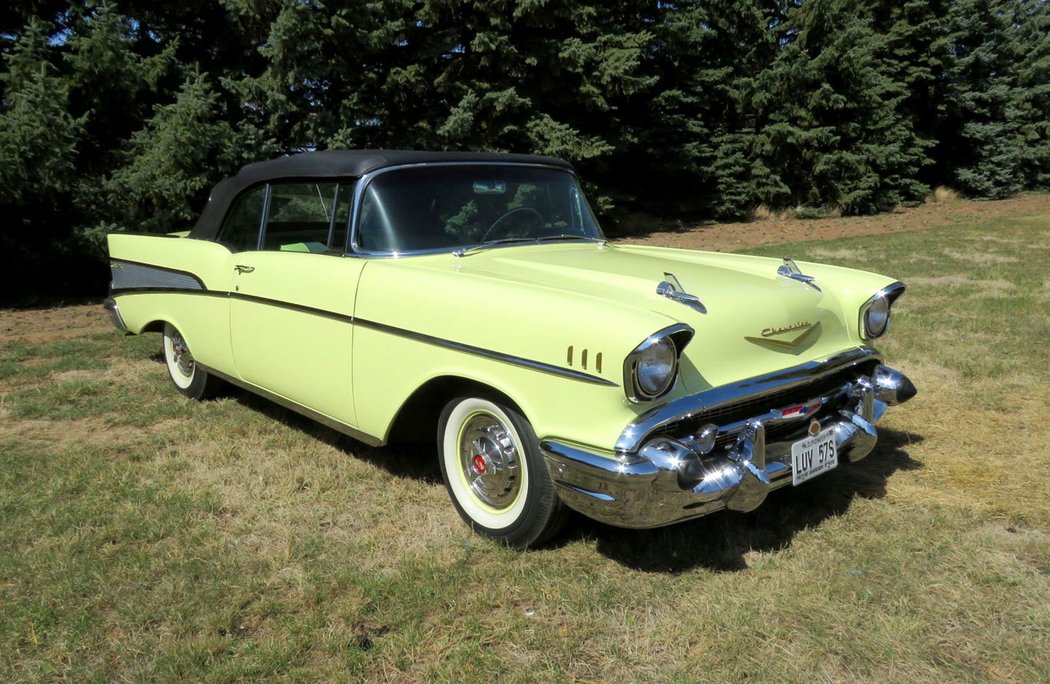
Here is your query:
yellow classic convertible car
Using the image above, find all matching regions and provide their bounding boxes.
[105,150,916,548]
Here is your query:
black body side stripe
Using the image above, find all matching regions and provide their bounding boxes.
[112,288,617,387]
[229,292,355,324]
[351,318,618,386]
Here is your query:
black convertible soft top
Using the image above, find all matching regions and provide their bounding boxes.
[190,149,573,241]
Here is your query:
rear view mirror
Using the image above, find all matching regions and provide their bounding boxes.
[473,180,507,194]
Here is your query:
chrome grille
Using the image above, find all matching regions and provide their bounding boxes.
[656,361,877,445]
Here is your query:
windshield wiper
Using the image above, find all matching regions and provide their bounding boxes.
[453,234,606,257]
[535,234,606,244]
[453,236,536,257]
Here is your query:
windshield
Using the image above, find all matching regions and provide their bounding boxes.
[353,165,604,254]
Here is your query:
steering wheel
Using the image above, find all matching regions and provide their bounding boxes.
[482,207,545,241]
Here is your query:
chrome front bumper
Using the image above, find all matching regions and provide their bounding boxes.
[541,353,916,529]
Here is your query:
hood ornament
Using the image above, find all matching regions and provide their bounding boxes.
[777,258,821,292]
[656,272,707,314]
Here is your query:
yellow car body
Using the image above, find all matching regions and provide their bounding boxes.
[105,150,916,547]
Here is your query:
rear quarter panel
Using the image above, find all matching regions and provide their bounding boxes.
[107,233,234,372]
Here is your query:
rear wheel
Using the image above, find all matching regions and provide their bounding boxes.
[162,323,224,400]
[438,396,567,548]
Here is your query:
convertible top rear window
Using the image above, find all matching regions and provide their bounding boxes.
[354,166,604,254]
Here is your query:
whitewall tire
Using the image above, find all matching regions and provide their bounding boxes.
[438,395,567,548]
[162,323,223,400]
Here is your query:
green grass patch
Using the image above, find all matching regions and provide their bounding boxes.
[1,213,1049,681]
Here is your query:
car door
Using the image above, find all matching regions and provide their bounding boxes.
[223,181,367,427]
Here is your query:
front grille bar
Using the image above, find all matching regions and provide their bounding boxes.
[615,347,881,454]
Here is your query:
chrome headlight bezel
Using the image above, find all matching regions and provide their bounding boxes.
[860,281,906,339]
[623,324,694,403]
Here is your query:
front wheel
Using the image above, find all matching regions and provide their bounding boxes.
[438,396,567,548]
[162,323,224,400]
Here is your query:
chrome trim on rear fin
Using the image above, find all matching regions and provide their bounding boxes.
[110,259,205,292]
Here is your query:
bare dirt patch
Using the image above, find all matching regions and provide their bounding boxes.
[618,192,1050,252]
[1,303,110,344]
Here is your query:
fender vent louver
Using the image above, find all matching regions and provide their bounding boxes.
[567,346,603,373]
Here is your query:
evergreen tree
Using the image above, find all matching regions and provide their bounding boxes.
[753,0,928,214]
[696,2,784,218]
[594,1,781,219]
[0,19,80,210]
[0,18,84,300]
[1011,0,1050,189]
[62,3,178,235]
[103,72,244,234]
[943,0,1024,198]
[63,4,175,166]
[872,0,953,190]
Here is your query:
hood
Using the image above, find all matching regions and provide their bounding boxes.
[457,242,865,393]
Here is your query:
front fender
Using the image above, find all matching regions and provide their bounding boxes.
[350,255,674,449]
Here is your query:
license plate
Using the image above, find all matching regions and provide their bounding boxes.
[791,428,838,486]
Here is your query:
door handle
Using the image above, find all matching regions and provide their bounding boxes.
[234,265,255,274]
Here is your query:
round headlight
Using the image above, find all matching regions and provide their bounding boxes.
[634,338,677,397]
[864,295,891,338]
[622,324,693,403]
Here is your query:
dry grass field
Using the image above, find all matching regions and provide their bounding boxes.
[1,194,1049,682]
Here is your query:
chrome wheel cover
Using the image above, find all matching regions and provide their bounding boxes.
[170,331,194,378]
[459,413,521,509]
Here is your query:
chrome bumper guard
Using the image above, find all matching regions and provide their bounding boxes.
[103,297,130,334]
[541,359,916,529]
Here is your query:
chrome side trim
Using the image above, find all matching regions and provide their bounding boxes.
[197,363,385,447]
[110,289,614,387]
[230,291,355,325]
[615,347,881,453]
[110,259,206,292]
[354,318,618,387]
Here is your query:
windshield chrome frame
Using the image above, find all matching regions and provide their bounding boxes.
[345,162,604,258]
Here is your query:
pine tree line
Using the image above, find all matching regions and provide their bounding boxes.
[1,1,1048,300]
